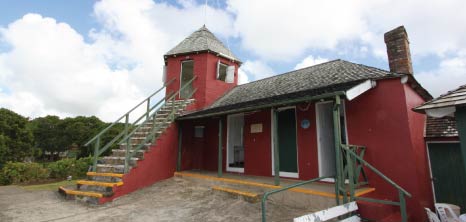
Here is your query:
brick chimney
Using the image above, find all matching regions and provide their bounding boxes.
[384,26,413,75]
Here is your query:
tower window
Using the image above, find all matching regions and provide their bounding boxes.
[217,61,228,81]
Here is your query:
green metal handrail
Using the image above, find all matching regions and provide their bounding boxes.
[341,144,411,221]
[120,76,197,172]
[117,76,197,148]
[85,75,197,172]
[261,176,331,222]
[87,78,177,171]
[341,145,368,187]
[84,77,175,147]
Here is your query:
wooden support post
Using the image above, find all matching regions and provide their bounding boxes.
[347,148,355,201]
[177,122,183,172]
[218,118,223,177]
[333,96,344,204]
[93,137,100,172]
[272,108,280,186]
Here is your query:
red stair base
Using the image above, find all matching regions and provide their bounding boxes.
[98,122,179,204]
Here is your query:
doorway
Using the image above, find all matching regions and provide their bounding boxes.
[316,101,336,178]
[316,101,348,179]
[272,107,298,178]
[180,60,194,99]
[227,114,244,173]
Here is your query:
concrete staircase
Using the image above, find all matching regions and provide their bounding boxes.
[59,99,194,204]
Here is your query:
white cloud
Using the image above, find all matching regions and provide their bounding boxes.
[227,0,466,61]
[0,13,138,121]
[361,0,466,57]
[228,0,367,61]
[238,60,275,82]
[294,55,329,70]
[237,68,249,85]
[1,0,465,120]
[416,54,466,97]
[0,0,234,121]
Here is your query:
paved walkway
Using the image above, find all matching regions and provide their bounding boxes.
[0,177,313,222]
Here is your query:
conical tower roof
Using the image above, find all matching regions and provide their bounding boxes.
[165,25,241,62]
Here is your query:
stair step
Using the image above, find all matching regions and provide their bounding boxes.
[86,172,124,178]
[119,143,152,146]
[77,180,123,187]
[212,186,260,203]
[96,164,126,173]
[118,143,152,151]
[102,156,139,165]
[103,156,139,161]
[59,186,104,198]
[112,149,145,158]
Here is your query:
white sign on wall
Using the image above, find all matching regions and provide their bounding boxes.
[250,123,263,133]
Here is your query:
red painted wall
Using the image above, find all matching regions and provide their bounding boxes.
[178,78,432,220]
[345,78,431,221]
[179,117,227,172]
[181,105,320,181]
[99,122,179,203]
[243,110,272,176]
[296,102,319,180]
[403,84,434,211]
[164,52,239,111]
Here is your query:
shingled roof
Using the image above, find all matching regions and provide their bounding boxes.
[414,84,466,112]
[425,116,458,138]
[165,25,240,62]
[180,59,428,119]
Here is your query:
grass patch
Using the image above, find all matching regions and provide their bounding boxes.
[21,180,77,191]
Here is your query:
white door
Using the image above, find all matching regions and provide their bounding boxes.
[227,114,244,173]
[316,102,336,177]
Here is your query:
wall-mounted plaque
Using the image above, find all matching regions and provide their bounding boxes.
[250,123,263,133]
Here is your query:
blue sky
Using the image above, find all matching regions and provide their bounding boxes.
[0,0,465,121]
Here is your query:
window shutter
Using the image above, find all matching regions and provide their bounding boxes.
[216,60,220,79]
[225,66,235,83]
[162,65,167,83]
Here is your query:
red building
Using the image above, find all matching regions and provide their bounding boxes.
[61,26,436,221]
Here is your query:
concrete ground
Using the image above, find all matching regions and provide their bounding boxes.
[0,177,315,222]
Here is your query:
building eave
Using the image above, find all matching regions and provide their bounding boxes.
[177,91,346,120]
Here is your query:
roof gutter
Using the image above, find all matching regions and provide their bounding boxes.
[178,91,346,120]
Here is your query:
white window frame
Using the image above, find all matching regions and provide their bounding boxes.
[216,60,228,81]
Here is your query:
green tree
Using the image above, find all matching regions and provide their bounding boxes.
[0,108,34,165]
[30,115,64,155]
[59,116,108,157]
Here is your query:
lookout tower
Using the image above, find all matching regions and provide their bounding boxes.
[163,26,241,111]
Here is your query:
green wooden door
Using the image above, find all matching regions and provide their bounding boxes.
[428,142,466,213]
[277,108,298,173]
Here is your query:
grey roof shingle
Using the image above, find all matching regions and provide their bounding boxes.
[414,84,466,111]
[181,59,411,119]
[425,116,458,138]
[165,26,240,62]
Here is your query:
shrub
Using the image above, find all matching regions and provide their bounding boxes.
[0,162,49,185]
[47,157,93,179]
